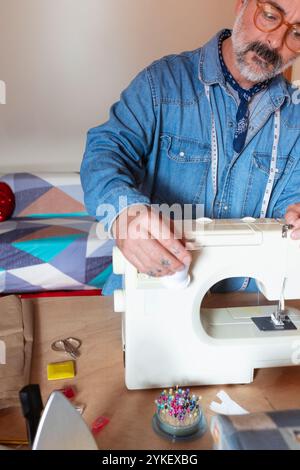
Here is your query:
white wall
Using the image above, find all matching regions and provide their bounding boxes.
[0,0,236,172]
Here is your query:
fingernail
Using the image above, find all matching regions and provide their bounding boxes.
[291,232,298,240]
[183,256,191,266]
[178,264,187,272]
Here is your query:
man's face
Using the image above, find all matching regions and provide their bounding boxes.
[232,0,300,82]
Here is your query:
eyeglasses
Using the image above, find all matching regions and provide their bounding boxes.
[254,1,300,53]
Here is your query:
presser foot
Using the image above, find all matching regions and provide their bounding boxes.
[252,311,297,332]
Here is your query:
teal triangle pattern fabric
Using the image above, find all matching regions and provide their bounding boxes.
[12,234,85,263]
[0,216,113,293]
[0,172,113,293]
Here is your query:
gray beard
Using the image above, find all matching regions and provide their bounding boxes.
[234,47,294,82]
[231,9,295,82]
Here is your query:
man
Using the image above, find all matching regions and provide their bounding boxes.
[81,0,300,295]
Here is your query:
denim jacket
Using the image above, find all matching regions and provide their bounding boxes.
[81,30,300,295]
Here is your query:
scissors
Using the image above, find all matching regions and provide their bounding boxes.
[51,337,82,360]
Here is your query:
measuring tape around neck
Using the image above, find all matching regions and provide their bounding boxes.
[260,108,281,218]
[205,84,281,291]
[240,108,280,291]
[205,85,218,216]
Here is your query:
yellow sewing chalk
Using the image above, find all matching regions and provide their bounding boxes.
[47,360,75,381]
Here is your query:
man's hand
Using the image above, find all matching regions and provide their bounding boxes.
[285,204,300,240]
[112,205,192,277]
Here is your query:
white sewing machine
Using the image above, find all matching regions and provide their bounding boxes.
[112,218,300,390]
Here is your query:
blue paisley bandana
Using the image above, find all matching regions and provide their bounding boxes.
[218,30,270,154]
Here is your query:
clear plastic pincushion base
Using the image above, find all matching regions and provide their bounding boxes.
[152,410,207,442]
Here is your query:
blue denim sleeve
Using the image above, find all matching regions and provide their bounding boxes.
[272,158,300,219]
[80,68,155,235]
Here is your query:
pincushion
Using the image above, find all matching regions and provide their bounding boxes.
[0,182,15,222]
[153,386,206,440]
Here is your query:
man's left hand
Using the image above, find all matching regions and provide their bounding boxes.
[285,204,300,240]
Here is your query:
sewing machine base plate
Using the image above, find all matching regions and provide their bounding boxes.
[251,316,297,332]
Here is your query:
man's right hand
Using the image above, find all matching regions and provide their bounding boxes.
[112,205,192,277]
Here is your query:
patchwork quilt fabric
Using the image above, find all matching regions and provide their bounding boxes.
[0,172,88,218]
[211,409,300,450]
[0,173,114,293]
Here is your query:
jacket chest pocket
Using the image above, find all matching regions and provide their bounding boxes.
[155,134,211,205]
[242,151,295,217]
[253,152,293,181]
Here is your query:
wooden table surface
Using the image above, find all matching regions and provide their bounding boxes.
[1,293,300,450]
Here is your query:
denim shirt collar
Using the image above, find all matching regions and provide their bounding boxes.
[199,29,291,109]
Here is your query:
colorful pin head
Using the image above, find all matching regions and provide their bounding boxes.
[155,386,202,427]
